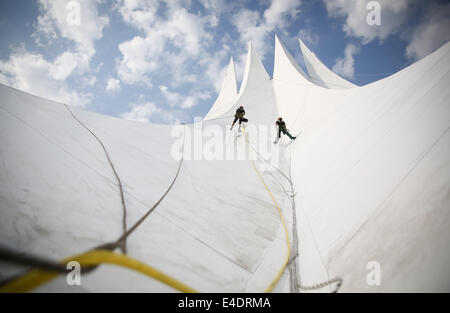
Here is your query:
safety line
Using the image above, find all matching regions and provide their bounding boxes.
[0,126,187,293]
[0,250,197,293]
[0,245,68,275]
[111,153,184,249]
[64,104,128,254]
[2,124,289,294]
[0,126,289,293]
[286,166,299,293]
[242,127,343,293]
[1,103,339,293]
[79,118,186,253]
[0,157,186,293]
[2,84,323,293]
[299,277,342,293]
[244,135,292,184]
[272,77,353,89]
[0,153,184,292]
[242,127,291,293]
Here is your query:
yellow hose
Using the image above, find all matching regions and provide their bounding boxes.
[0,250,197,293]
[2,126,290,294]
[243,126,291,292]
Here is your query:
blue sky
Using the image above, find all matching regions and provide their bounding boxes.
[0,0,449,124]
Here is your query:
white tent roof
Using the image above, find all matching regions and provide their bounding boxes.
[299,38,357,89]
[1,36,449,292]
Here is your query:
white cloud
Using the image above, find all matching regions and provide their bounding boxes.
[106,78,121,92]
[160,85,211,109]
[116,35,160,86]
[116,2,214,86]
[115,0,304,119]
[116,0,213,55]
[50,51,78,80]
[264,0,302,28]
[34,0,109,72]
[332,43,360,79]
[121,101,183,124]
[324,1,449,62]
[232,0,302,58]
[114,0,226,119]
[94,62,104,73]
[115,0,159,33]
[167,8,213,55]
[84,75,97,86]
[232,9,271,58]
[324,0,412,44]
[0,0,109,108]
[298,27,319,46]
[159,85,179,106]
[0,50,91,107]
[201,52,231,92]
[199,0,231,15]
[117,0,303,95]
[405,3,450,61]
[121,102,161,123]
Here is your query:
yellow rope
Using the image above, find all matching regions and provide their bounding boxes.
[2,126,290,294]
[242,126,291,293]
[0,250,197,293]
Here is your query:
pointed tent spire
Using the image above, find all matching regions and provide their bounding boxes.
[239,41,270,95]
[272,34,312,127]
[299,38,356,89]
[273,34,311,84]
[222,41,276,126]
[204,57,238,120]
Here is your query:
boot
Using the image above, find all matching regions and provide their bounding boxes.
[286,130,295,140]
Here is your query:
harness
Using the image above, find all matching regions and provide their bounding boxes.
[235,108,245,119]
[276,120,287,130]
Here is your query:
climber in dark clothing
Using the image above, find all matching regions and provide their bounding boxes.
[275,117,296,143]
[230,106,248,130]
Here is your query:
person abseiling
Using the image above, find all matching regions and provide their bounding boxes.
[275,117,296,143]
[230,106,248,131]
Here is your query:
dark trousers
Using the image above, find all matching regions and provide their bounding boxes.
[278,127,294,139]
[233,116,248,125]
